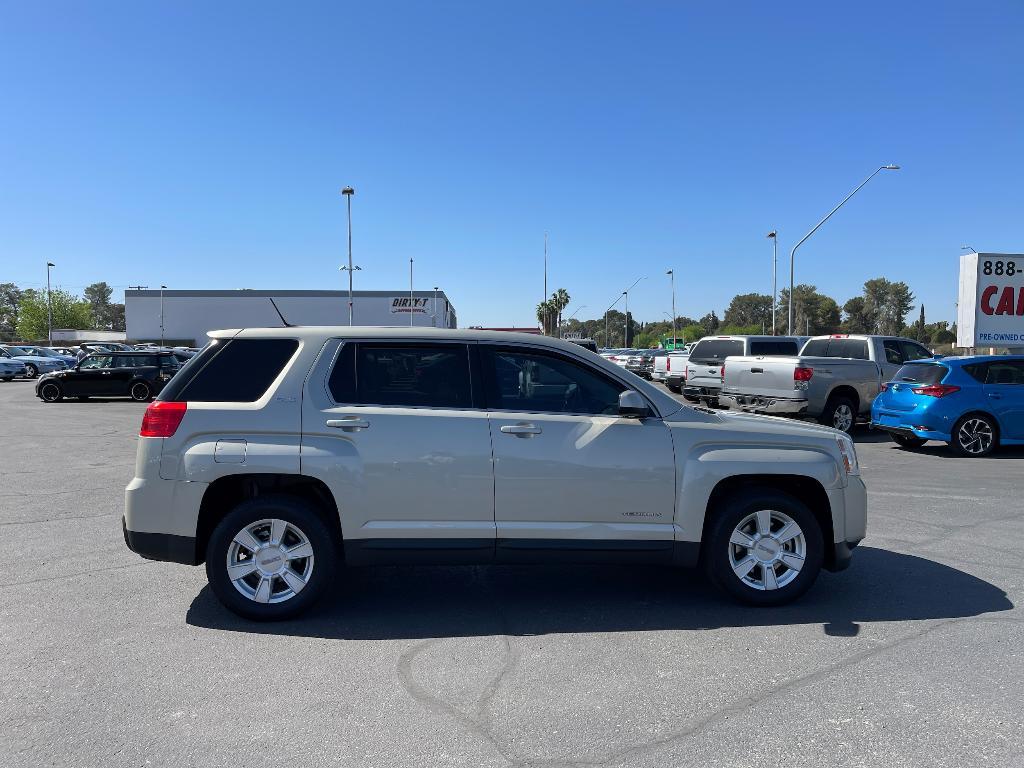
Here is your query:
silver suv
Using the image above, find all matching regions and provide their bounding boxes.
[124,327,867,620]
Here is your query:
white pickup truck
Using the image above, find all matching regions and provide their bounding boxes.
[718,334,936,432]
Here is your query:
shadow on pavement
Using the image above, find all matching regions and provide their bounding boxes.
[186,546,1013,640]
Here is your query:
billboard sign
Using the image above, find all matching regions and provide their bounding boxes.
[957,252,1024,347]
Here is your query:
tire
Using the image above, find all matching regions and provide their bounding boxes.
[39,381,63,402]
[949,413,998,457]
[703,488,824,606]
[129,381,152,402]
[25,364,39,379]
[820,395,856,433]
[205,495,336,621]
[891,433,927,449]
[2,377,12,382]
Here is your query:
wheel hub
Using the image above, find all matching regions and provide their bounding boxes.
[752,536,780,562]
[255,545,286,575]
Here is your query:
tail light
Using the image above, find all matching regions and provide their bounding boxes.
[793,367,814,382]
[666,357,671,372]
[140,401,187,437]
[911,384,961,398]
[720,364,725,382]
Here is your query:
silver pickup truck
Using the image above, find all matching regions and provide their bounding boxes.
[718,334,936,432]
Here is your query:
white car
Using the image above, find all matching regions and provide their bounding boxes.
[124,327,867,620]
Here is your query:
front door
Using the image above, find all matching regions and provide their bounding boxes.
[480,345,677,562]
[301,340,495,564]
[982,360,1024,440]
[73,355,115,395]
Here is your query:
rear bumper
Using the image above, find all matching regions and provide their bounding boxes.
[719,392,808,415]
[683,384,721,401]
[123,518,198,565]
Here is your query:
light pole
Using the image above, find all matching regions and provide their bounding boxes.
[766,231,777,335]
[45,262,55,344]
[787,164,900,335]
[160,285,167,346]
[622,276,645,347]
[666,269,676,348]
[961,245,977,254]
[409,258,414,327]
[340,187,357,325]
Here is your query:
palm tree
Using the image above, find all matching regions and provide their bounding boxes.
[550,288,570,336]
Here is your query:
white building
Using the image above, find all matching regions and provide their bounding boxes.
[125,289,457,345]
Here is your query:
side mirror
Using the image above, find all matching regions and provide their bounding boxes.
[618,389,649,419]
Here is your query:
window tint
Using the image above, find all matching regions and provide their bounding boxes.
[899,341,933,362]
[79,355,114,370]
[749,340,798,356]
[688,339,744,364]
[171,338,298,402]
[329,343,472,408]
[801,339,829,356]
[116,355,159,368]
[984,361,1024,385]
[893,363,947,385]
[482,346,625,415]
[828,339,869,360]
[883,340,904,365]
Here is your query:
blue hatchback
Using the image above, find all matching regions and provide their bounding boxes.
[871,355,1024,456]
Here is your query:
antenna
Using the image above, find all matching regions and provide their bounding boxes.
[268,298,294,327]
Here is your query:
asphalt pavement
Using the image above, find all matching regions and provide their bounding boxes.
[1,378,1021,767]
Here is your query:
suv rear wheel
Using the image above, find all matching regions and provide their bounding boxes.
[703,488,823,606]
[206,495,336,620]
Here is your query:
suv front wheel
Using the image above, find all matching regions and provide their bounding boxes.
[206,495,336,620]
[703,488,824,606]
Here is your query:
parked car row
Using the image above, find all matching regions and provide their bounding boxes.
[35,350,184,402]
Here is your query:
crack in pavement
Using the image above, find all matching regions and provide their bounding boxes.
[11,559,159,588]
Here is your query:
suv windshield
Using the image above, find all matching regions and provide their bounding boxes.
[688,339,744,365]
[893,363,947,385]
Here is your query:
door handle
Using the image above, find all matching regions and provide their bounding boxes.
[500,423,542,436]
[750,367,763,373]
[326,417,370,431]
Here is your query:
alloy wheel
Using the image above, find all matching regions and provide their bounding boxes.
[225,518,315,604]
[832,404,853,432]
[727,509,806,591]
[26,365,38,379]
[957,418,994,455]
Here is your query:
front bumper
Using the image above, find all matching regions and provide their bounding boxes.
[719,391,808,416]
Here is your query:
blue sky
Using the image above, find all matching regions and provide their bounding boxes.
[2,1,1022,327]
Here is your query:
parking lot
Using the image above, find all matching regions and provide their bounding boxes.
[2,378,1022,767]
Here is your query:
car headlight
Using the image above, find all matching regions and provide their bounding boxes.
[835,434,859,476]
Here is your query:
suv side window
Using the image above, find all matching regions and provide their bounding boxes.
[883,340,904,365]
[169,338,299,402]
[899,341,933,362]
[79,355,114,370]
[984,361,1024,385]
[481,346,626,416]
[329,343,472,408]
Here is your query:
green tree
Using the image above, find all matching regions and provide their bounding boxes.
[856,277,915,335]
[16,289,92,340]
[698,311,720,336]
[723,293,772,330]
[682,324,705,343]
[84,281,112,327]
[778,285,841,335]
[0,283,23,339]
[841,296,871,333]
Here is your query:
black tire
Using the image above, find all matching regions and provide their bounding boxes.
[702,488,824,606]
[949,413,998,457]
[25,364,39,379]
[2,377,12,382]
[891,433,927,449]
[819,395,856,433]
[39,381,63,402]
[129,381,152,402]
[205,495,337,621]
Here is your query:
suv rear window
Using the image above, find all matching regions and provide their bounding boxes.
[893,363,947,385]
[749,340,798,356]
[688,339,744,364]
[163,338,299,402]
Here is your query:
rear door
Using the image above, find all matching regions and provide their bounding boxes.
[74,355,115,395]
[982,361,1024,440]
[481,344,676,560]
[108,355,141,395]
[302,340,495,562]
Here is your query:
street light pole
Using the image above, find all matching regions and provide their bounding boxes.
[766,231,777,335]
[341,187,356,325]
[788,165,899,335]
[621,276,645,347]
[160,285,167,346]
[46,262,55,345]
[666,269,676,348]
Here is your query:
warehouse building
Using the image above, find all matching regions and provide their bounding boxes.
[125,289,457,345]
